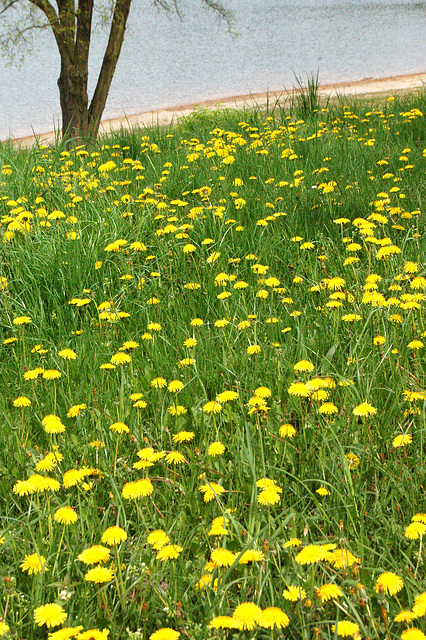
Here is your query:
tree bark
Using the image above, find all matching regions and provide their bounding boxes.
[88,0,132,139]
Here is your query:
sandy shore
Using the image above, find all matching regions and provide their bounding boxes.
[9,72,426,149]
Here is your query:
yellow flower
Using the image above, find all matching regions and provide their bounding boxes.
[208,441,225,456]
[109,422,129,434]
[283,585,306,601]
[165,451,186,465]
[43,369,62,380]
[316,486,330,496]
[156,544,183,561]
[101,526,127,547]
[54,507,78,525]
[258,607,289,629]
[67,404,87,417]
[13,315,32,325]
[405,522,426,540]
[232,602,262,631]
[393,434,412,448]
[110,352,131,365]
[374,572,404,596]
[149,629,180,640]
[58,349,77,360]
[295,544,327,565]
[151,377,167,388]
[208,616,237,629]
[20,552,48,574]
[394,611,416,623]
[168,380,184,393]
[202,400,222,414]
[122,478,153,499]
[353,402,377,417]
[84,566,114,583]
[331,621,360,637]
[279,423,297,438]
[238,550,264,564]
[0,622,9,637]
[34,603,67,628]
[199,482,225,502]
[147,530,170,550]
[288,382,310,397]
[13,396,31,407]
[328,548,360,568]
[401,629,426,640]
[42,414,66,434]
[317,583,343,602]
[78,545,110,565]
[294,360,314,372]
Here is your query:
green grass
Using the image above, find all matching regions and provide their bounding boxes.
[0,88,424,640]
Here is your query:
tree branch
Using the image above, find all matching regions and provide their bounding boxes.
[88,0,132,136]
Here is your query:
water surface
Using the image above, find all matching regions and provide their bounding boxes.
[0,0,425,139]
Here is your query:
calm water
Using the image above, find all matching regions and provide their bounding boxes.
[0,0,425,140]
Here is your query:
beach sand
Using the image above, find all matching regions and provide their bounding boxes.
[10,72,426,149]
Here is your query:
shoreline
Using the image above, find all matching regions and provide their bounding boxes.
[7,71,426,148]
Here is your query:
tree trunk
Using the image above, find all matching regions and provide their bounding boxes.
[88,0,132,139]
[58,58,90,142]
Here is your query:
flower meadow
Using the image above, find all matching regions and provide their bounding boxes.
[0,91,425,640]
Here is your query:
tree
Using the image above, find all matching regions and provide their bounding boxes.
[0,0,233,142]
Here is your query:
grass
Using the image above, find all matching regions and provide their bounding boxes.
[0,88,424,640]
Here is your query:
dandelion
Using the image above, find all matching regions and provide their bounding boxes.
[401,629,426,640]
[208,616,237,629]
[13,396,31,407]
[147,530,170,550]
[43,369,62,380]
[208,441,225,456]
[109,422,129,434]
[374,572,404,596]
[353,402,377,417]
[345,453,360,469]
[316,486,330,496]
[54,507,78,525]
[42,414,66,434]
[156,544,183,561]
[258,607,289,629]
[288,382,310,397]
[20,553,48,574]
[317,583,343,602]
[232,602,262,630]
[405,522,426,540]
[168,380,184,393]
[199,481,225,502]
[238,549,264,563]
[393,434,412,448]
[13,316,32,325]
[110,352,131,365]
[149,630,180,640]
[151,377,167,388]
[0,622,9,637]
[122,478,153,499]
[279,423,296,437]
[34,603,67,628]
[283,586,306,601]
[172,431,195,443]
[58,349,77,360]
[78,545,110,565]
[294,360,314,372]
[202,400,222,414]
[84,566,114,583]
[67,404,86,417]
[331,621,360,637]
[295,544,327,565]
[247,344,261,355]
[165,451,185,465]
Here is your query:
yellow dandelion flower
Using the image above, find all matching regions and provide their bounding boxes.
[232,602,262,631]
[33,603,67,628]
[283,585,307,601]
[393,434,412,448]
[331,621,360,637]
[156,544,183,561]
[54,507,78,525]
[20,553,48,574]
[84,566,114,583]
[259,607,289,629]
[318,583,343,602]
[78,545,110,565]
[353,402,377,417]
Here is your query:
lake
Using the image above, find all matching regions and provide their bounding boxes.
[0,0,425,140]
